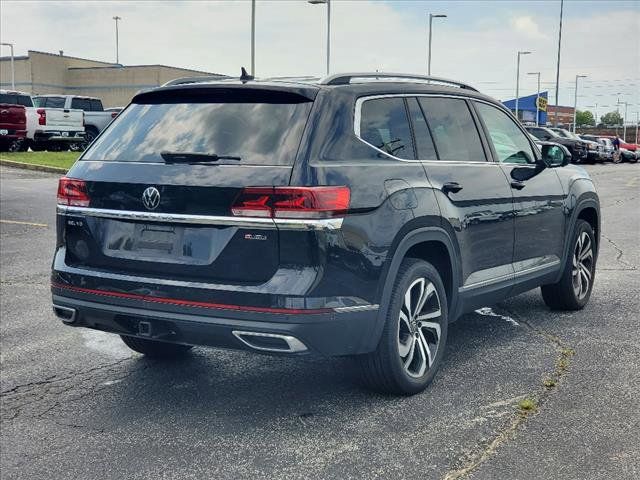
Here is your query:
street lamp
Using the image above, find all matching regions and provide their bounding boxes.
[621,101,629,141]
[250,0,256,76]
[515,51,531,121]
[113,16,122,64]
[427,13,447,76]
[308,0,331,75]
[0,42,15,90]
[528,72,541,126]
[572,74,586,133]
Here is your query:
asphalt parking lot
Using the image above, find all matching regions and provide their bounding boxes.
[1,163,638,480]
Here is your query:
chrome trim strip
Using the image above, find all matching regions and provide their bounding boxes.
[57,205,343,231]
[232,331,308,353]
[353,93,502,165]
[459,259,561,293]
[333,304,379,313]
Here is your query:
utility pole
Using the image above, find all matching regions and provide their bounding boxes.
[308,0,331,75]
[553,0,563,126]
[622,101,628,141]
[515,51,531,121]
[0,42,14,89]
[528,72,541,126]
[572,74,586,133]
[427,13,447,76]
[113,16,122,64]
[250,0,256,76]
[635,112,639,144]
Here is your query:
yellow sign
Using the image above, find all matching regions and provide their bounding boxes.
[536,96,548,112]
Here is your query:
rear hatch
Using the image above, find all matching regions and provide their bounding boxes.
[0,104,26,130]
[60,84,317,284]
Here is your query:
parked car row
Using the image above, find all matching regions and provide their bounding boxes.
[526,124,638,164]
[0,90,120,152]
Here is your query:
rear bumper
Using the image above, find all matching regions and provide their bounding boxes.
[0,130,26,140]
[34,130,85,142]
[52,289,379,357]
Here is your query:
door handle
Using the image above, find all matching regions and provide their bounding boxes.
[442,182,463,194]
[510,180,526,190]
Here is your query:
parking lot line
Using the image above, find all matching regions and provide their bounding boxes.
[0,219,48,228]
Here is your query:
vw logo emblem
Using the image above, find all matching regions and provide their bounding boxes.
[142,187,161,211]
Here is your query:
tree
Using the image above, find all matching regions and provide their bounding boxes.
[600,111,623,126]
[575,110,595,127]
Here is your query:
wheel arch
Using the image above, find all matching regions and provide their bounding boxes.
[364,226,462,354]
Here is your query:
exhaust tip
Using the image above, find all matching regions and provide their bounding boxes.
[232,330,307,353]
[53,304,77,324]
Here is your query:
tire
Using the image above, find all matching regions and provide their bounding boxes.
[541,219,596,310]
[120,335,193,358]
[84,127,98,145]
[357,258,448,395]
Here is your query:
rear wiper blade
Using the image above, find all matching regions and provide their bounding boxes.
[160,151,242,163]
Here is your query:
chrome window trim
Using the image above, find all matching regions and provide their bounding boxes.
[353,93,503,166]
[57,205,343,231]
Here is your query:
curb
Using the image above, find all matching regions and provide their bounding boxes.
[0,159,68,174]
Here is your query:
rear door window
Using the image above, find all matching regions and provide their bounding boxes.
[90,99,104,111]
[359,97,415,160]
[406,98,437,160]
[71,98,91,111]
[418,97,486,162]
[82,92,313,166]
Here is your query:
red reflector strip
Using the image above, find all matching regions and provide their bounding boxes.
[51,283,332,315]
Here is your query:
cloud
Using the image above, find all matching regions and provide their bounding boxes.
[510,16,547,39]
[0,1,637,112]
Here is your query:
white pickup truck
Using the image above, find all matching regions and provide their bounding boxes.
[33,95,116,144]
[0,90,85,151]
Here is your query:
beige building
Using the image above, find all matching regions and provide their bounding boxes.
[0,50,223,107]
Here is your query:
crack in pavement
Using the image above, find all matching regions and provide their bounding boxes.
[600,233,637,270]
[0,358,145,421]
[442,307,576,480]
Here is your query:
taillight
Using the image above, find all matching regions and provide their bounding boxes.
[37,108,46,126]
[232,186,350,219]
[57,177,90,207]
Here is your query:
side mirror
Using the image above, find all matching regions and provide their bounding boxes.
[541,144,570,167]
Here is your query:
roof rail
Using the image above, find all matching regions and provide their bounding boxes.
[319,72,478,92]
[162,75,231,87]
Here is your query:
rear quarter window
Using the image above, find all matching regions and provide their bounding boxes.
[358,97,415,160]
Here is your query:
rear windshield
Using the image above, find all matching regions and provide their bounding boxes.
[82,98,313,166]
[0,94,33,107]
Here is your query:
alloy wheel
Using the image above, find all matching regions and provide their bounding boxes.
[397,278,442,378]
[572,231,594,300]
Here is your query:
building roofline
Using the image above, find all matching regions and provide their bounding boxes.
[67,64,223,75]
[27,49,117,66]
[0,55,29,61]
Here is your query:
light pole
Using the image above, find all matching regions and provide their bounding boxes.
[528,71,541,126]
[427,13,447,76]
[113,16,122,64]
[308,0,331,75]
[515,51,531,121]
[622,101,628,141]
[0,42,15,90]
[572,74,586,133]
[250,0,256,76]
[635,112,639,144]
[553,0,563,126]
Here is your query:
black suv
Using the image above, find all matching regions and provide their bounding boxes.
[526,126,590,163]
[52,73,600,395]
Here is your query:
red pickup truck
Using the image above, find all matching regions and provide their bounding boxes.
[0,103,27,152]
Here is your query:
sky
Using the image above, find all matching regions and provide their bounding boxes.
[1,0,638,121]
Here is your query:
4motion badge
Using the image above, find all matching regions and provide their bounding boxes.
[244,233,267,241]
